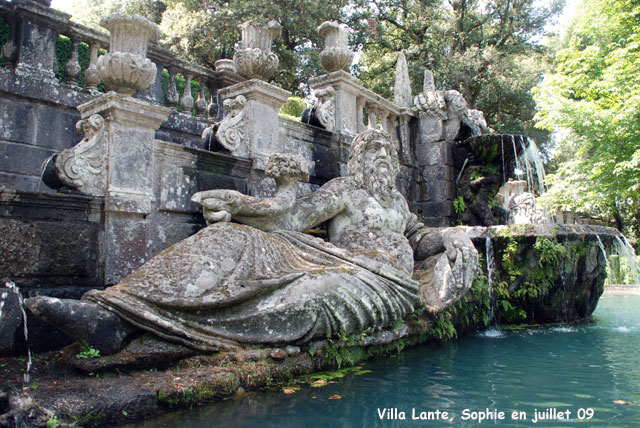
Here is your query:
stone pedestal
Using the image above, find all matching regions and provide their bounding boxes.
[78,92,171,284]
[309,71,362,137]
[218,80,290,197]
[218,79,290,165]
[418,113,444,144]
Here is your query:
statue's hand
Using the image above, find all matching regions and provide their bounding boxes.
[414,90,447,119]
[442,228,478,292]
[191,190,245,224]
[414,227,479,313]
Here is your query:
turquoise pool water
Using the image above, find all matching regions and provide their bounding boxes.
[126,294,640,427]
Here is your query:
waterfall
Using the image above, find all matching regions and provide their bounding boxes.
[525,137,548,194]
[595,235,612,285]
[613,236,640,286]
[516,137,547,195]
[485,233,496,325]
[511,135,523,180]
[518,137,533,193]
[4,282,32,383]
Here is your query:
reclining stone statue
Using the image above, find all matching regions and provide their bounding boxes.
[26,129,478,355]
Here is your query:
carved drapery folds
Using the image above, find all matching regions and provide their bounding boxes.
[318,21,354,72]
[54,114,108,196]
[314,86,335,132]
[215,95,247,152]
[96,13,161,96]
[233,20,281,80]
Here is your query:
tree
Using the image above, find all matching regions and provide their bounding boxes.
[159,0,348,95]
[348,0,563,142]
[535,0,640,236]
[63,0,166,27]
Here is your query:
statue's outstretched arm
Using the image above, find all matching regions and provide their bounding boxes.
[191,153,312,229]
[405,214,445,261]
[274,177,350,232]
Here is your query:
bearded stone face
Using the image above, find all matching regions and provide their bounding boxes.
[350,136,398,206]
[348,130,401,206]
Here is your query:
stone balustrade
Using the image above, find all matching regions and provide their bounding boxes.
[0,0,245,120]
[309,70,411,137]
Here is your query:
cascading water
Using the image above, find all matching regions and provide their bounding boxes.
[518,137,534,194]
[510,135,523,181]
[524,137,548,194]
[485,233,496,325]
[516,136,547,195]
[595,235,612,285]
[613,235,640,286]
[3,282,32,383]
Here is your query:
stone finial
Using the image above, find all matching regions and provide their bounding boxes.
[423,69,436,92]
[393,52,412,108]
[233,20,281,80]
[96,13,160,96]
[318,21,354,72]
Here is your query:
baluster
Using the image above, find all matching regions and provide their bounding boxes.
[84,43,100,90]
[356,97,366,133]
[379,110,389,133]
[180,73,194,112]
[366,103,379,129]
[165,67,179,108]
[195,76,207,117]
[207,82,220,120]
[64,38,81,86]
[1,18,19,68]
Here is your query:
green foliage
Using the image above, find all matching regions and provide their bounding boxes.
[429,314,457,341]
[279,97,307,120]
[46,415,61,428]
[501,236,522,282]
[535,0,640,239]
[491,234,569,323]
[54,36,91,86]
[453,196,466,215]
[76,344,101,359]
[160,69,205,113]
[58,0,166,26]
[447,273,491,328]
[533,236,567,266]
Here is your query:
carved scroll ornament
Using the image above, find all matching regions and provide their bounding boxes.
[215,95,247,152]
[54,114,108,196]
[314,86,335,132]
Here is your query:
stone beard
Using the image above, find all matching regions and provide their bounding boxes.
[348,132,400,207]
[366,158,396,207]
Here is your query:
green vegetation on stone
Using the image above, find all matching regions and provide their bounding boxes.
[76,344,101,359]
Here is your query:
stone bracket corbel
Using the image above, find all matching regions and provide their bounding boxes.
[314,86,336,132]
[53,114,108,196]
[215,95,247,152]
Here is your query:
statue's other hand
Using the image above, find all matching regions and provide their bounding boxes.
[191,189,245,224]
[442,229,478,291]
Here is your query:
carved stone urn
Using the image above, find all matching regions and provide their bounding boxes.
[318,21,354,72]
[96,13,161,96]
[233,20,281,80]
